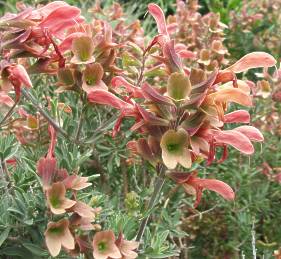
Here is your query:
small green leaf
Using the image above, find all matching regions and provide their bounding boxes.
[0,227,11,247]
[22,243,47,256]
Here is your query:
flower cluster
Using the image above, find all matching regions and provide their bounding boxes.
[88,3,275,206]
[0,1,277,257]
[166,0,229,70]
[93,231,138,259]
[229,0,281,57]
[36,125,100,257]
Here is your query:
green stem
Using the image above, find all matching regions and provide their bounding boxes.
[21,88,70,140]
[0,100,18,127]
[136,164,166,242]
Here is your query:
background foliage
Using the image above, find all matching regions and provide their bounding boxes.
[0,0,281,258]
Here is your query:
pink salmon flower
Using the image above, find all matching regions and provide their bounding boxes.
[44,218,75,257]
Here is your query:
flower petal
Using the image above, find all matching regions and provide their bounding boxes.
[233,126,264,142]
[178,148,192,168]
[213,129,254,155]
[12,64,32,88]
[111,76,143,98]
[148,3,169,37]
[61,228,75,250]
[162,150,177,169]
[142,82,174,106]
[194,178,235,200]
[167,72,191,101]
[71,36,94,64]
[0,92,14,107]
[45,235,61,257]
[225,52,276,73]
[210,88,252,107]
[224,110,250,123]
[88,89,132,110]
[40,5,81,30]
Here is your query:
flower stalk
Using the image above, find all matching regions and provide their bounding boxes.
[21,88,70,140]
[136,164,166,242]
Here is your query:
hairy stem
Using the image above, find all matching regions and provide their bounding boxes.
[136,164,166,242]
[21,88,70,140]
[0,100,18,127]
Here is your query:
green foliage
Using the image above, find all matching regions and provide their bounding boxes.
[0,0,281,258]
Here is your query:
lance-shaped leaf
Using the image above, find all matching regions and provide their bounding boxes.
[44,219,75,257]
[148,3,169,37]
[167,72,191,101]
[46,182,76,215]
[212,129,254,155]
[225,52,276,73]
[233,126,264,142]
[181,112,206,136]
[163,40,182,73]
[224,110,250,123]
[92,230,121,259]
[71,36,94,64]
[160,128,191,169]
[136,104,169,126]
[82,63,107,93]
[185,69,218,108]
[169,171,235,207]
[141,82,174,106]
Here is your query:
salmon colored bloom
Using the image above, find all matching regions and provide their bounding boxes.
[160,128,191,169]
[92,230,121,259]
[44,219,75,257]
[82,63,107,93]
[36,126,57,190]
[116,234,139,259]
[0,91,14,107]
[1,63,32,101]
[46,182,76,214]
[70,201,96,219]
[71,35,95,64]
[169,171,235,207]
[63,175,92,191]
[167,72,191,101]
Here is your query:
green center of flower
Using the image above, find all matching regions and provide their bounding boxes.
[86,77,96,85]
[80,50,89,62]
[166,143,180,152]
[98,241,107,252]
[49,226,63,235]
[50,196,61,208]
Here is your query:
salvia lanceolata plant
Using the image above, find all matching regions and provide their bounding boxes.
[0,1,277,258]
